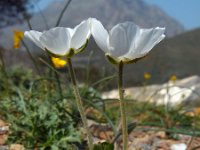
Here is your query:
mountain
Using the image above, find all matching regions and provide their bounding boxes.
[0,0,184,49]
[36,0,184,37]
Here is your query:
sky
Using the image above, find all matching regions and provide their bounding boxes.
[144,0,200,30]
[36,0,200,30]
[34,0,54,10]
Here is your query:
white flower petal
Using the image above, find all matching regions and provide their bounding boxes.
[109,22,140,57]
[70,19,91,50]
[91,18,109,53]
[123,27,165,59]
[24,30,44,49]
[39,27,71,56]
[150,27,165,44]
[138,27,165,53]
[67,28,75,37]
[91,19,165,62]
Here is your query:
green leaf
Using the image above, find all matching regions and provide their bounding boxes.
[51,145,59,150]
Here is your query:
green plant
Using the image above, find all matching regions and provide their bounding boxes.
[0,67,81,149]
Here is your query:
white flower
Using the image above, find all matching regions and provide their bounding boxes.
[24,19,91,57]
[91,18,165,64]
[170,143,187,150]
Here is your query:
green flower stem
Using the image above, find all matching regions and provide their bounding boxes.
[0,49,8,79]
[0,49,10,96]
[66,58,94,150]
[23,13,33,30]
[55,0,72,27]
[47,55,63,99]
[21,39,41,75]
[118,61,128,150]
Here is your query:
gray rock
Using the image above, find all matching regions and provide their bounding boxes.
[102,76,200,106]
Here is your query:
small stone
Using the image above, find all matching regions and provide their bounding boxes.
[0,120,9,135]
[156,131,166,139]
[170,143,187,150]
[0,120,7,127]
[0,145,9,150]
[9,144,25,150]
[0,126,9,135]
[0,134,8,145]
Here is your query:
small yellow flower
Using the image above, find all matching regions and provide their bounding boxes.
[144,72,151,80]
[170,75,177,82]
[13,30,24,49]
[51,57,67,68]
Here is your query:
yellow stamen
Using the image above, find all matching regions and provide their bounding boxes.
[51,57,67,68]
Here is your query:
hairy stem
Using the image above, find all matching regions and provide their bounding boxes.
[118,61,128,150]
[21,39,41,75]
[47,55,63,99]
[67,58,93,150]
[0,49,8,79]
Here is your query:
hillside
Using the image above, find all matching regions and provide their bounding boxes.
[123,28,200,86]
[3,28,200,87]
[79,28,200,86]
[148,28,200,81]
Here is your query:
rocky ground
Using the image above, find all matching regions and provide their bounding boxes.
[1,76,200,150]
[88,117,200,150]
[0,120,24,150]
[1,118,199,150]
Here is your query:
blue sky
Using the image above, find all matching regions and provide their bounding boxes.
[144,0,200,30]
[34,0,54,10]
[36,0,200,30]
